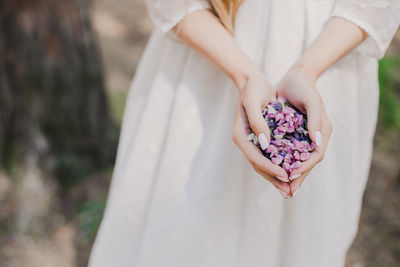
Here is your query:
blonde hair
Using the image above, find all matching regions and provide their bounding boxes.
[209,0,243,34]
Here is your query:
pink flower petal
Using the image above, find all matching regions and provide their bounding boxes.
[283,162,291,172]
[293,140,302,150]
[266,144,277,153]
[287,126,295,133]
[277,125,288,133]
[275,113,285,121]
[290,161,302,170]
[299,141,309,149]
[271,155,283,165]
[300,152,311,161]
[284,156,292,164]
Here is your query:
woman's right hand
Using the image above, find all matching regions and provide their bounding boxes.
[232,73,291,198]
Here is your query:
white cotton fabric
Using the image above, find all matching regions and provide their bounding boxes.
[88,0,400,266]
[331,0,400,58]
[145,0,211,41]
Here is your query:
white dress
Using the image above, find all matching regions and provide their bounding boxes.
[89,1,400,266]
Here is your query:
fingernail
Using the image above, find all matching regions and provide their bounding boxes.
[315,131,322,146]
[247,133,255,141]
[258,133,269,150]
[292,189,298,197]
[276,176,289,182]
[279,190,288,199]
[289,173,302,180]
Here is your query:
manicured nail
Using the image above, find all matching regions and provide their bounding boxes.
[279,190,288,199]
[247,133,255,141]
[290,173,302,180]
[315,131,322,146]
[292,189,297,197]
[258,133,269,150]
[276,176,290,182]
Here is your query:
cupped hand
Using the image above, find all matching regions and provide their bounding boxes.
[232,73,290,197]
[276,68,332,196]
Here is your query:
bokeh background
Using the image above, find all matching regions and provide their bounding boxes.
[0,1,399,266]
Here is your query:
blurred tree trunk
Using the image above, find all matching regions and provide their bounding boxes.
[0,0,117,182]
[0,0,117,260]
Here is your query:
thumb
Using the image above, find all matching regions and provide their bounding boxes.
[305,98,322,148]
[243,101,271,151]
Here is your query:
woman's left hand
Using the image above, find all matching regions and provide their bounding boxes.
[276,67,332,196]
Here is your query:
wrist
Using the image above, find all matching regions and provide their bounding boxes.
[290,61,319,84]
[232,66,262,94]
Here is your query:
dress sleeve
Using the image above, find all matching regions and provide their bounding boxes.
[145,0,212,41]
[330,0,400,59]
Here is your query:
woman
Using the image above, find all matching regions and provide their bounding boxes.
[89,0,400,266]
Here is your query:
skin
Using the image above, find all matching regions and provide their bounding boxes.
[276,17,368,197]
[174,10,368,198]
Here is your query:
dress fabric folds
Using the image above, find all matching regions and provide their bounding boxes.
[88,0,400,266]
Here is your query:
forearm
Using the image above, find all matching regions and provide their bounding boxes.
[292,17,368,81]
[174,9,259,92]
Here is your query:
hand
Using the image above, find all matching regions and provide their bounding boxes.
[276,67,332,196]
[232,73,290,196]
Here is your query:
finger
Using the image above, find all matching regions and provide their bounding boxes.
[304,96,323,150]
[290,151,321,178]
[290,112,332,195]
[235,101,252,135]
[290,115,330,177]
[233,105,288,180]
[236,135,289,180]
[243,100,271,150]
[242,77,272,150]
[254,167,290,195]
[289,134,328,177]
[289,171,310,196]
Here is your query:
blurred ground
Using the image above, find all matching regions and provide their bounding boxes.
[3,0,399,266]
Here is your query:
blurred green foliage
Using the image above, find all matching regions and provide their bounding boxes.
[108,90,128,125]
[378,56,400,130]
[77,200,106,245]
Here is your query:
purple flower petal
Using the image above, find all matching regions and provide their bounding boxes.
[253,98,315,175]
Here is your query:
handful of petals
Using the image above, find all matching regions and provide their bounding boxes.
[248,97,315,177]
